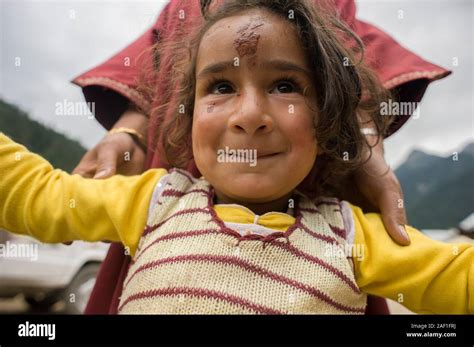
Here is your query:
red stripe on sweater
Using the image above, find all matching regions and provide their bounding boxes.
[298,223,339,244]
[142,207,210,237]
[300,207,346,240]
[315,200,340,206]
[161,188,209,198]
[135,228,221,262]
[270,240,361,294]
[118,287,283,314]
[299,207,321,214]
[124,254,364,313]
[329,225,346,240]
[168,168,197,185]
[137,226,359,294]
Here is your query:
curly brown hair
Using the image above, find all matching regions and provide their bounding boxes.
[142,0,392,197]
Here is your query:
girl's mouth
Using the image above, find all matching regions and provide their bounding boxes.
[257,152,282,159]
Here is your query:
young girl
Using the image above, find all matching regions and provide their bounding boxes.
[1,0,472,314]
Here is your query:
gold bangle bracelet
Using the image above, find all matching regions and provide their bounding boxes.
[108,127,147,151]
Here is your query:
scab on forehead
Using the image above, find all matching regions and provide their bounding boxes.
[233,16,265,61]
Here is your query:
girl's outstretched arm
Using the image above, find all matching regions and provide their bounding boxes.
[349,203,473,314]
[0,133,167,257]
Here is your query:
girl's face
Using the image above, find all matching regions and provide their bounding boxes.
[193,8,318,205]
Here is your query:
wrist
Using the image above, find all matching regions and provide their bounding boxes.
[108,127,147,152]
[113,106,149,140]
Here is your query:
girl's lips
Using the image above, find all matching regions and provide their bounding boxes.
[257,152,282,159]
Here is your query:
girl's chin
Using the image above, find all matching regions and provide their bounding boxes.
[206,168,288,200]
[216,182,283,203]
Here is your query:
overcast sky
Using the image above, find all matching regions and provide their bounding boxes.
[0,0,472,168]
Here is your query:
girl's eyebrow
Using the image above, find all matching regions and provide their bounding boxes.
[197,59,312,80]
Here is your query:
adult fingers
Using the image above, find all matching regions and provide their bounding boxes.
[93,142,119,179]
[378,187,410,246]
[72,148,97,177]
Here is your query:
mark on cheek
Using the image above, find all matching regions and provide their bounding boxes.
[207,102,216,113]
[233,17,265,63]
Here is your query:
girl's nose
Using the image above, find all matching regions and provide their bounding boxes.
[228,88,274,136]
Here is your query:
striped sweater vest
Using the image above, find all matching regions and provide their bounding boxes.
[119,169,367,314]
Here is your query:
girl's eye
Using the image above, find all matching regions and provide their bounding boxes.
[271,78,300,94]
[205,76,302,95]
[208,80,234,94]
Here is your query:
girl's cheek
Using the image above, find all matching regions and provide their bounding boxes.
[193,104,225,146]
[272,99,316,133]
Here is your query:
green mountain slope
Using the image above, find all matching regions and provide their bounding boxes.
[396,144,474,229]
[0,99,86,172]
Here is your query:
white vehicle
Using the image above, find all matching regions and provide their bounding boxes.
[0,231,108,313]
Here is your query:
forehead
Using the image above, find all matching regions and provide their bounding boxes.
[197,8,309,71]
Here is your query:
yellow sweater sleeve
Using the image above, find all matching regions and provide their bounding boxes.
[0,133,167,257]
[350,203,473,314]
